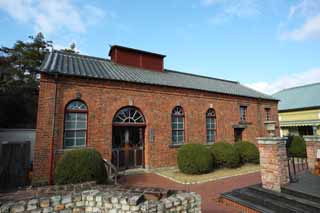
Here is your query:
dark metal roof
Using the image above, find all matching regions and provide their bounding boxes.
[273,82,320,111]
[40,51,277,101]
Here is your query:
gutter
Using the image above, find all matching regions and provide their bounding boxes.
[48,73,58,185]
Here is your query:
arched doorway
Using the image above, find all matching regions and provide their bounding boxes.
[112,107,146,170]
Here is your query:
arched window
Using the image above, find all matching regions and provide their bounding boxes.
[206,108,216,144]
[172,106,184,145]
[113,107,145,125]
[64,100,88,148]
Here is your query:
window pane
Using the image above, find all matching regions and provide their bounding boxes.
[76,138,85,146]
[177,117,183,123]
[76,130,86,138]
[172,118,178,129]
[207,130,215,143]
[177,131,184,144]
[172,131,177,143]
[77,113,87,121]
[65,121,76,130]
[66,113,76,121]
[65,131,76,138]
[76,121,87,129]
[64,139,74,147]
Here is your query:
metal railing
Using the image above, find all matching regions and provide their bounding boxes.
[103,159,118,184]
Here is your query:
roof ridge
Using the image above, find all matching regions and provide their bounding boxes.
[165,69,239,84]
[274,82,320,94]
[52,49,109,61]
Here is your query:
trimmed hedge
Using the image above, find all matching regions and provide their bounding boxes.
[177,144,214,174]
[288,136,307,158]
[234,141,259,164]
[210,142,240,168]
[55,149,108,185]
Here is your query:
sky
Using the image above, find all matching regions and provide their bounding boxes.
[0,0,319,94]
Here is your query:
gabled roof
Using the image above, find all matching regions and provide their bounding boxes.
[273,82,320,111]
[39,50,276,101]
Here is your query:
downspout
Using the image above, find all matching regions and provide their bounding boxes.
[49,73,58,185]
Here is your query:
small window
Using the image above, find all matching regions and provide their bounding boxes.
[265,108,271,121]
[172,106,184,145]
[240,106,247,122]
[206,109,216,144]
[64,100,88,148]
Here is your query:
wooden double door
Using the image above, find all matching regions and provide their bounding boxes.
[111,126,145,170]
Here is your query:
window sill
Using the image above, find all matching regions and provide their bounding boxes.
[55,146,87,153]
[205,142,215,146]
[169,144,183,148]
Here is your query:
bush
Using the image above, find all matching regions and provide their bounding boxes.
[234,141,259,164]
[55,149,108,185]
[177,144,214,174]
[288,136,307,158]
[210,142,240,168]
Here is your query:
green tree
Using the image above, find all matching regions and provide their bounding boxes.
[0,32,52,128]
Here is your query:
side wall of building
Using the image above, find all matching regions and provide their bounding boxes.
[33,74,279,184]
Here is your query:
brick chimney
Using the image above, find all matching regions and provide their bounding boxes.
[109,45,166,72]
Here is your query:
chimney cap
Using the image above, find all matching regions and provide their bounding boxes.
[108,45,166,58]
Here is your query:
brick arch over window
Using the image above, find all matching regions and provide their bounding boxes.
[171,106,185,145]
[63,100,88,148]
[206,108,216,144]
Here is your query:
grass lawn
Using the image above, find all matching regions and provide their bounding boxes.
[154,164,260,184]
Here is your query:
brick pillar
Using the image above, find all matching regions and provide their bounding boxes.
[257,137,289,192]
[304,136,320,173]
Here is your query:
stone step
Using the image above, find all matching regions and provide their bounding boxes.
[221,185,320,213]
[248,185,320,212]
[281,187,320,204]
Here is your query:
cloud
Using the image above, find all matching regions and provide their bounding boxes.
[280,0,320,41]
[0,0,106,34]
[201,0,261,24]
[245,68,320,94]
[281,15,320,40]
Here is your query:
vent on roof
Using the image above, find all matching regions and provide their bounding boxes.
[108,45,166,72]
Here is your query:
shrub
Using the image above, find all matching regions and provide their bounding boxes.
[288,136,307,158]
[177,144,214,174]
[234,141,259,164]
[210,142,240,168]
[55,149,108,185]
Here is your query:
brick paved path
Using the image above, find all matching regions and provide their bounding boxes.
[119,172,261,212]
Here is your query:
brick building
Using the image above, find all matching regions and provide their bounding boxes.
[34,45,279,184]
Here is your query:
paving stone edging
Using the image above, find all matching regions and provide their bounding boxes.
[0,182,201,212]
[154,169,260,185]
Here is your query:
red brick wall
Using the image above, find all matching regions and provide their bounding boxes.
[33,74,279,184]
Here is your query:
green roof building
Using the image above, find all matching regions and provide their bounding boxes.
[273,82,320,136]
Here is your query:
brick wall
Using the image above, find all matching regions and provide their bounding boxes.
[33,74,279,184]
[304,136,320,173]
[258,137,289,192]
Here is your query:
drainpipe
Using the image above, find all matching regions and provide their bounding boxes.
[48,73,58,185]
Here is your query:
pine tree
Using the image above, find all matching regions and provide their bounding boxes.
[0,32,52,128]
